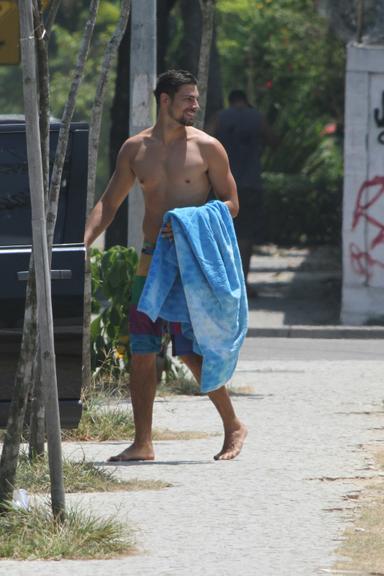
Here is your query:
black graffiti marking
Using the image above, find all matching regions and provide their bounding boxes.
[374,91,384,128]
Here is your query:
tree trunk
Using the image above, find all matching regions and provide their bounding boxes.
[47,0,100,249]
[29,0,51,460]
[18,0,65,521]
[106,23,131,249]
[180,0,200,75]
[318,0,384,44]
[83,0,131,391]
[157,0,177,73]
[196,0,215,129]
[87,0,131,217]
[205,24,223,125]
[28,354,45,460]
[0,0,100,516]
[0,0,53,510]
[179,0,221,129]
[46,0,62,36]
[0,276,38,509]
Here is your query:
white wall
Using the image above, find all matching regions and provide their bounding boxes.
[341,43,384,325]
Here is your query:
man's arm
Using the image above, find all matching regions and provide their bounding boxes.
[84,142,136,248]
[202,137,239,218]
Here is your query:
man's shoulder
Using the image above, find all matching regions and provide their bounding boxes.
[119,128,152,157]
[188,126,219,148]
[123,127,153,146]
[188,128,226,162]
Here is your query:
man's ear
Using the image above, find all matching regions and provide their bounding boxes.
[160,93,170,106]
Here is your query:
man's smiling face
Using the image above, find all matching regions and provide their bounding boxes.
[167,84,200,126]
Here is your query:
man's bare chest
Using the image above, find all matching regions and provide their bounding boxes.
[132,140,207,186]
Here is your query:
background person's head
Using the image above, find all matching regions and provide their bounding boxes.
[228,89,249,108]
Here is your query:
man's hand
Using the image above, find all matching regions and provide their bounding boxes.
[161,221,174,240]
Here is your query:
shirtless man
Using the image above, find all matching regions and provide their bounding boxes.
[84,69,247,461]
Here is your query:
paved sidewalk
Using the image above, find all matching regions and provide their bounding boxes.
[2,357,384,576]
[1,245,383,575]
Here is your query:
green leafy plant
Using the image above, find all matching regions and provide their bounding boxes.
[90,245,138,374]
[263,129,343,245]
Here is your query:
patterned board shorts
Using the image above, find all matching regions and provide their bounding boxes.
[129,242,194,356]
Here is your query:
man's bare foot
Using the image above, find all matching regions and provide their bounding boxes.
[214,423,248,461]
[108,442,155,462]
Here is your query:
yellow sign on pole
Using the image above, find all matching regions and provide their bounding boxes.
[0,1,19,65]
[0,0,50,65]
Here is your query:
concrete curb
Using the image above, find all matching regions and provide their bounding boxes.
[247,325,384,339]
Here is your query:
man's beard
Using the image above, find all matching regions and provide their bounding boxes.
[178,116,194,126]
[169,106,194,126]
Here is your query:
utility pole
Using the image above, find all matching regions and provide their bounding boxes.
[196,0,215,130]
[128,0,156,252]
[18,0,65,519]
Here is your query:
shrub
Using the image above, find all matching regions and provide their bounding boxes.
[90,245,138,374]
[262,135,343,245]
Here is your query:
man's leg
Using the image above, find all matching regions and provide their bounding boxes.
[179,354,247,460]
[109,352,157,461]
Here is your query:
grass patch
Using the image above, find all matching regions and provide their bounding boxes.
[0,504,134,560]
[85,371,130,402]
[334,447,384,574]
[64,401,135,442]
[158,375,200,396]
[64,398,209,442]
[335,484,384,573]
[152,428,216,441]
[0,374,207,445]
[89,357,201,399]
[375,448,384,469]
[16,452,171,493]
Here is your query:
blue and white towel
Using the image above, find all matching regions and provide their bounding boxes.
[138,200,248,393]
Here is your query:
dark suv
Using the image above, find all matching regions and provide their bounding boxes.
[0,118,88,428]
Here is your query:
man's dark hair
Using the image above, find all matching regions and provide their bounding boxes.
[154,69,198,105]
[228,89,248,105]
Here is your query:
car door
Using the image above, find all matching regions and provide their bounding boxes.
[0,119,88,428]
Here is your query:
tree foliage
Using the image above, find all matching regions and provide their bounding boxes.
[216,0,345,169]
[0,0,346,178]
[212,0,346,244]
[0,1,119,194]
[0,0,347,243]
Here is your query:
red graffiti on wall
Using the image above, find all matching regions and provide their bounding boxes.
[350,175,384,281]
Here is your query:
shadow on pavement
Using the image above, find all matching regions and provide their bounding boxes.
[247,244,341,326]
[97,459,214,466]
